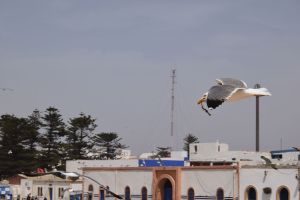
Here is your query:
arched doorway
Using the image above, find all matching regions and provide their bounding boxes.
[216,188,224,200]
[245,186,257,200]
[88,185,93,200]
[153,169,180,200]
[124,186,131,200]
[277,187,289,200]
[156,178,174,200]
[141,187,147,200]
[187,188,195,200]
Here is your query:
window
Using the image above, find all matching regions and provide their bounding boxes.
[58,188,64,198]
[194,145,198,153]
[88,185,93,200]
[125,186,130,200]
[187,188,195,200]
[88,185,94,191]
[141,187,147,200]
[38,187,43,196]
[245,186,257,200]
[216,188,224,200]
[271,154,282,159]
[277,187,289,200]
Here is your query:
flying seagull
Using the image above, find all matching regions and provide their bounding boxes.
[261,156,278,170]
[197,78,271,115]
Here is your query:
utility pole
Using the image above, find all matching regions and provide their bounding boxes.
[298,163,300,200]
[296,154,300,200]
[254,84,261,152]
[170,69,176,137]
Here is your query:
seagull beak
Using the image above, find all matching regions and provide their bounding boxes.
[197,97,206,105]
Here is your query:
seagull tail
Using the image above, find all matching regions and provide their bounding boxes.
[257,87,271,96]
[247,88,271,96]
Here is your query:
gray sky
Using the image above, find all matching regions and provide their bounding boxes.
[1,1,299,155]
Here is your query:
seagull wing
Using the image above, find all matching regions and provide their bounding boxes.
[270,163,278,170]
[207,85,240,109]
[261,156,272,165]
[216,78,247,88]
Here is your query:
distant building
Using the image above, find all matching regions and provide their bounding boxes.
[7,142,298,200]
[17,174,77,200]
[6,174,27,200]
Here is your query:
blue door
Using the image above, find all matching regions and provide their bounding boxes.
[163,180,172,200]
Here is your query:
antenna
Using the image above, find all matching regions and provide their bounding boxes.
[170,69,176,137]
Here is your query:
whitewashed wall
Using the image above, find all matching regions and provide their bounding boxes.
[20,179,32,198]
[82,166,299,200]
[20,179,70,200]
[181,169,237,199]
[83,169,152,199]
[83,168,238,200]
[240,168,299,200]
[66,160,139,174]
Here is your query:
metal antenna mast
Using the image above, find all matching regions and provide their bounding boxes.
[170,69,176,137]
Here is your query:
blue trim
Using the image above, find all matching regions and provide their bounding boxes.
[271,148,298,154]
[138,159,184,167]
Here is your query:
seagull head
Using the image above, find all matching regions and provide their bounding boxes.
[197,92,208,105]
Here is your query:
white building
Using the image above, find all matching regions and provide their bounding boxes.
[76,142,299,200]
[19,174,76,200]
[66,160,139,175]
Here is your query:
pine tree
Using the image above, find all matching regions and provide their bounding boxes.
[93,132,128,160]
[155,147,171,158]
[39,107,66,170]
[23,109,42,152]
[0,114,40,179]
[66,113,97,160]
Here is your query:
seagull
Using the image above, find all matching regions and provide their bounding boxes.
[197,78,271,115]
[261,156,278,170]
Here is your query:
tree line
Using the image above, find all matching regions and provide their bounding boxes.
[0,107,127,179]
[0,106,200,179]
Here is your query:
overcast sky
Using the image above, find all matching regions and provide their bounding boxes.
[0,1,299,155]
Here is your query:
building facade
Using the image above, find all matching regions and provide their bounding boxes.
[20,174,74,200]
[78,142,299,200]
[82,165,237,200]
